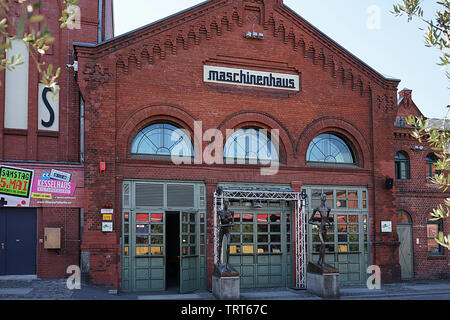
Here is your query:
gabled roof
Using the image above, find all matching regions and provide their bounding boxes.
[74,0,400,89]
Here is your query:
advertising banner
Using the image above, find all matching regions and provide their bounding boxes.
[0,165,34,207]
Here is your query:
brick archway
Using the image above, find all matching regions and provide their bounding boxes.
[296,117,370,168]
[116,104,199,160]
[217,111,295,165]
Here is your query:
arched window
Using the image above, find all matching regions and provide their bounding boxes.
[395,151,410,180]
[224,127,279,163]
[131,123,193,157]
[306,133,355,164]
[396,210,412,224]
[426,153,441,178]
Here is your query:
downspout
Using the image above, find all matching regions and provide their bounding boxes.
[98,0,103,43]
[80,96,85,164]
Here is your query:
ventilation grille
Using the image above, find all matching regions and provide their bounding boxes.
[167,184,194,208]
[135,183,164,207]
[123,183,130,208]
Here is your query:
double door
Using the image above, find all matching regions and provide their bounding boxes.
[0,208,36,275]
[122,209,205,293]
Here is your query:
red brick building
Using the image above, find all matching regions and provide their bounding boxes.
[0,0,113,279]
[1,0,448,292]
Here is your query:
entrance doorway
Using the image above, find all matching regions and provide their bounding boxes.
[0,208,37,276]
[165,211,180,291]
[397,211,413,279]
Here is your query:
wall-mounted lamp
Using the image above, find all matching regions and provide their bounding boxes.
[411,146,424,151]
[244,31,264,40]
[385,177,394,189]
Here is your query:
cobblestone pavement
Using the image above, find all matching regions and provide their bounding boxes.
[0,277,449,300]
[0,278,73,300]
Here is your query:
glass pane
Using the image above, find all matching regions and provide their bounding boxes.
[242,214,253,222]
[338,244,348,252]
[124,213,129,222]
[257,224,268,232]
[271,244,281,253]
[151,246,163,255]
[325,244,334,252]
[190,235,196,244]
[151,236,163,244]
[349,224,358,233]
[190,224,195,233]
[242,245,254,253]
[151,213,163,223]
[348,200,358,208]
[136,235,149,244]
[182,213,188,222]
[269,214,281,223]
[151,224,163,233]
[257,245,268,253]
[270,224,281,232]
[190,246,196,255]
[200,213,204,222]
[348,215,358,223]
[338,234,348,242]
[233,214,241,222]
[325,234,334,242]
[231,235,240,243]
[257,214,268,222]
[337,190,346,198]
[124,224,129,233]
[349,244,359,252]
[398,211,411,224]
[230,245,240,254]
[190,213,195,223]
[231,224,240,232]
[336,199,347,208]
[124,235,129,245]
[136,246,149,256]
[312,234,321,242]
[242,224,253,233]
[136,213,149,222]
[258,235,268,243]
[182,224,188,233]
[182,235,188,243]
[427,224,439,238]
[349,234,359,242]
[348,191,358,199]
[337,215,347,223]
[124,246,129,256]
[136,224,149,233]
[271,234,281,242]
[338,225,347,232]
[427,239,441,253]
[242,235,254,243]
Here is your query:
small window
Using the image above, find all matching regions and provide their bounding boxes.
[395,151,410,180]
[396,210,412,224]
[306,133,355,164]
[427,220,444,256]
[131,123,193,157]
[426,153,441,179]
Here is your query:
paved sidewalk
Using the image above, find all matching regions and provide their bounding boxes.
[0,276,449,300]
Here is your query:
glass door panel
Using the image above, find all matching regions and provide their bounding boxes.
[179,211,199,293]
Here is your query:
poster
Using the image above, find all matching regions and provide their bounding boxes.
[0,165,34,207]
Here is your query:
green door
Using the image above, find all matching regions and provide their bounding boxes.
[179,211,199,293]
[398,224,413,279]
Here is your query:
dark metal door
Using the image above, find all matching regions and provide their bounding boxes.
[2,208,36,275]
[0,211,6,275]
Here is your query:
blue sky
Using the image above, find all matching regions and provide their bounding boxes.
[113,0,448,119]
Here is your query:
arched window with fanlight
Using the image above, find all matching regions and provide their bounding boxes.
[131,122,194,157]
[426,153,441,179]
[306,133,356,165]
[395,151,410,180]
[224,127,280,164]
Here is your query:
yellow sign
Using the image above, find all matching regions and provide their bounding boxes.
[31,192,52,199]
[102,214,113,221]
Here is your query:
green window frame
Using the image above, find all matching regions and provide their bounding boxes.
[427,219,444,256]
[426,153,441,179]
[395,151,410,180]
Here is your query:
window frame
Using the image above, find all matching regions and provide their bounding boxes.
[306,133,356,165]
[395,151,410,180]
[130,122,194,158]
[426,153,441,179]
[427,219,444,256]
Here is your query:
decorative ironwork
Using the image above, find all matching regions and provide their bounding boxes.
[213,187,308,289]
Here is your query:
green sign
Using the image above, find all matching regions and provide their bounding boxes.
[0,166,33,198]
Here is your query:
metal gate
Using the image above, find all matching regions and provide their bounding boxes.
[214,187,307,289]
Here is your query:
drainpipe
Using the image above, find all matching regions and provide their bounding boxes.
[98,0,103,43]
[80,96,85,164]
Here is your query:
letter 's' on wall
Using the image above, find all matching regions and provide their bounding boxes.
[4,39,29,129]
[38,83,59,132]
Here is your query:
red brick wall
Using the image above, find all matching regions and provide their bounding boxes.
[395,130,450,280]
[37,207,80,279]
[76,0,402,289]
